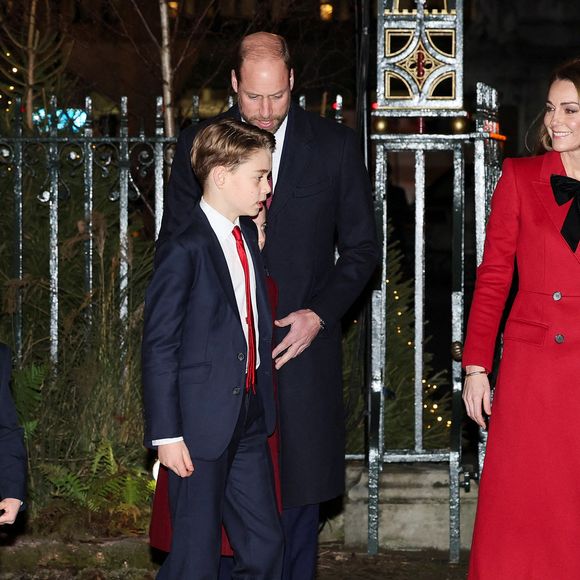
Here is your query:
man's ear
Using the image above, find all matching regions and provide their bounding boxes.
[289,69,295,91]
[231,69,239,94]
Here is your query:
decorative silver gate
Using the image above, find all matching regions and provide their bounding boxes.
[366,0,503,562]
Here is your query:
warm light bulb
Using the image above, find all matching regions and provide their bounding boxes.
[451,117,467,134]
[375,119,387,133]
[320,3,334,21]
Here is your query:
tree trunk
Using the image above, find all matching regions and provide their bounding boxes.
[158,0,175,137]
[25,0,38,130]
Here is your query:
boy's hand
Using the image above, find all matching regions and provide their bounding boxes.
[158,441,195,478]
[0,498,22,525]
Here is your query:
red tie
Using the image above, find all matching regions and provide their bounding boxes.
[232,226,256,393]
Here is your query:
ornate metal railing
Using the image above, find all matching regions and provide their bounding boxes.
[365,82,502,562]
[0,95,181,363]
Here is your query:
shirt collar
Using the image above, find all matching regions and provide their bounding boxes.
[273,115,288,150]
[200,198,240,241]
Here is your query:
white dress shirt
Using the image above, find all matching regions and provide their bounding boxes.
[241,114,287,190]
[271,115,288,190]
[153,198,261,447]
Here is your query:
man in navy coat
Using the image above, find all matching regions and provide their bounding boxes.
[0,343,27,525]
[159,33,379,579]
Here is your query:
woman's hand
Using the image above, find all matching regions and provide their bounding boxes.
[462,365,492,430]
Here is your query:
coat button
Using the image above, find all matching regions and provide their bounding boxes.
[554,334,565,344]
[553,291,562,301]
[237,352,245,361]
[232,387,241,395]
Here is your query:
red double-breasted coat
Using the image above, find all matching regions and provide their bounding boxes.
[463,151,580,579]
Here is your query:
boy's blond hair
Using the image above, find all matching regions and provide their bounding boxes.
[190,118,275,185]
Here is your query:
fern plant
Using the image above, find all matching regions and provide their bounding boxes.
[39,441,153,536]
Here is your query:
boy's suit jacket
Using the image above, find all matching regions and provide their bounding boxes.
[142,204,274,459]
[0,343,27,503]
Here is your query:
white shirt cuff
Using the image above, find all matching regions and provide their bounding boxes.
[153,436,184,446]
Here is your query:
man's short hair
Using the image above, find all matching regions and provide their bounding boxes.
[190,118,275,185]
[234,32,291,81]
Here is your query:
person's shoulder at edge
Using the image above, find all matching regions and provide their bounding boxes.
[0,342,10,360]
[503,149,559,173]
[291,102,355,139]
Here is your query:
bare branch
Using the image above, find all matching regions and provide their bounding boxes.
[172,0,217,73]
[109,1,159,75]
[0,21,28,50]
[128,0,160,49]
[0,65,22,84]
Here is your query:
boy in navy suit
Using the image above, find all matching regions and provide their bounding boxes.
[142,118,283,579]
[0,343,27,526]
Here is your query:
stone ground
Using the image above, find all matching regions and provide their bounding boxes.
[0,538,469,579]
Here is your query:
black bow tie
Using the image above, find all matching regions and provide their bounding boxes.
[550,174,580,252]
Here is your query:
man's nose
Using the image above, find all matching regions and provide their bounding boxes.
[259,99,272,118]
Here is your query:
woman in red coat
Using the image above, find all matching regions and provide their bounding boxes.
[463,59,580,579]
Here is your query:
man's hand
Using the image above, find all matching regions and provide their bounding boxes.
[0,498,22,525]
[272,309,322,370]
[158,441,195,478]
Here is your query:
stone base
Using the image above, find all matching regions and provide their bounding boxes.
[320,461,478,551]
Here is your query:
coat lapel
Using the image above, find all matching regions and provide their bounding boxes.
[191,205,241,320]
[268,103,316,219]
[531,151,580,264]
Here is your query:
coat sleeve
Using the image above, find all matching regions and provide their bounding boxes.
[0,344,27,503]
[463,158,521,372]
[307,128,379,325]
[141,239,196,447]
[157,126,202,244]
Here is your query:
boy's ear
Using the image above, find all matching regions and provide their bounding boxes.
[211,165,228,189]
